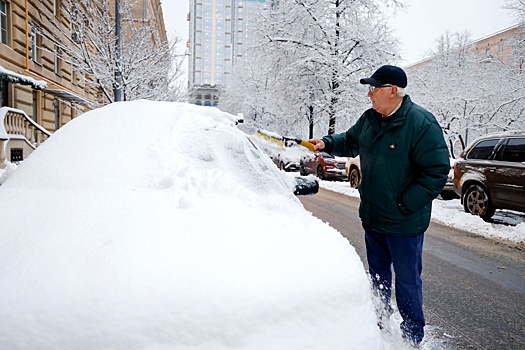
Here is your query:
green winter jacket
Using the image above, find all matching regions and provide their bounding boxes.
[322,95,450,236]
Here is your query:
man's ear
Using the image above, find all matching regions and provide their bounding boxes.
[390,86,398,98]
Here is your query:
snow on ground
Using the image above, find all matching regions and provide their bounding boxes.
[320,181,525,244]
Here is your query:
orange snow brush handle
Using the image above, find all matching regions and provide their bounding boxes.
[295,139,316,151]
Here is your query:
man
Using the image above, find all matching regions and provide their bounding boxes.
[309,65,449,346]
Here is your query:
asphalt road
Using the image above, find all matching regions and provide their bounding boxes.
[299,188,525,350]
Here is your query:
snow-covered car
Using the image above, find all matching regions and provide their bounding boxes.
[0,101,383,349]
[300,151,347,181]
[272,144,310,172]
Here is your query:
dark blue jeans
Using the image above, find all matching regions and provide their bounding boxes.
[365,229,425,343]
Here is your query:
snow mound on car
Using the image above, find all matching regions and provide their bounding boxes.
[0,101,382,349]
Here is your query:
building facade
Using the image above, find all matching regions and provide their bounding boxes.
[0,0,167,133]
[1,0,95,132]
[471,24,522,63]
[407,24,524,71]
[187,0,266,106]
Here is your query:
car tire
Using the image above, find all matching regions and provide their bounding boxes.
[348,168,360,189]
[299,163,307,176]
[463,184,496,221]
[316,165,325,180]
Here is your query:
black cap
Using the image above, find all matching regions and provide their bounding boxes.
[359,65,407,88]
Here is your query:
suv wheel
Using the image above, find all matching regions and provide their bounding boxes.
[463,185,495,221]
[348,168,360,189]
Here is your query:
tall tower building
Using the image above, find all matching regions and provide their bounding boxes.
[188,0,266,106]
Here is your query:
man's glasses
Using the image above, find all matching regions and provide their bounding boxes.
[368,85,393,92]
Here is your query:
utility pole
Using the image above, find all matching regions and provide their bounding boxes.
[114,0,123,101]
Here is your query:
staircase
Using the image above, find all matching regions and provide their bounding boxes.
[0,107,52,169]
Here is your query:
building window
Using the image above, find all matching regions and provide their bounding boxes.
[10,148,23,164]
[196,3,202,17]
[0,0,8,45]
[204,57,211,70]
[485,47,491,58]
[54,44,61,74]
[194,72,202,85]
[53,98,60,131]
[53,0,61,16]
[0,80,8,107]
[30,26,41,63]
[32,91,38,121]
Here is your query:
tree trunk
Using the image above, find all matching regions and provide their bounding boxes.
[328,97,337,134]
[308,105,314,139]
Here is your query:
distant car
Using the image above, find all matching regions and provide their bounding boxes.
[272,145,309,172]
[440,158,460,200]
[453,130,525,221]
[345,156,361,189]
[300,152,347,181]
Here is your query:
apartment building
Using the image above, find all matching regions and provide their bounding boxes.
[0,0,167,132]
[471,24,522,62]
[1,0,95,132]
[187,0,267,106]
[407,24,524,71]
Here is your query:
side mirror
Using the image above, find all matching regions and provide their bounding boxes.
[294,176,319,196]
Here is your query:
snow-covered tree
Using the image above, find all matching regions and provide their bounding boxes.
[505,0,525,21]
[39,0,185,104]
[221,0,402,138]
[409,30,525,156]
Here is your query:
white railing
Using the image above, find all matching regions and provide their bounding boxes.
[0,107,52,169]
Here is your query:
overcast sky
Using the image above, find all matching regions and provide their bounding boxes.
[163,0,517,67]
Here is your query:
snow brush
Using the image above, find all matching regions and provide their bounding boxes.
[284,137,316,151]
[254,130,315,151]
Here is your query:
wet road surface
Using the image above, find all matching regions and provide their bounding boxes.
[300,188,525,350]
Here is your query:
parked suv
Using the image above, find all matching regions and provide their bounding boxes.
[453,131,525,221]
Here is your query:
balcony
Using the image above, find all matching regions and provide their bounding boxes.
[0,107,51,169]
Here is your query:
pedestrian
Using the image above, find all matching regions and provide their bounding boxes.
[308,65,450,347]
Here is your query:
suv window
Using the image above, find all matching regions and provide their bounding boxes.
[499,138,525,163]
[466,139,500,160]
